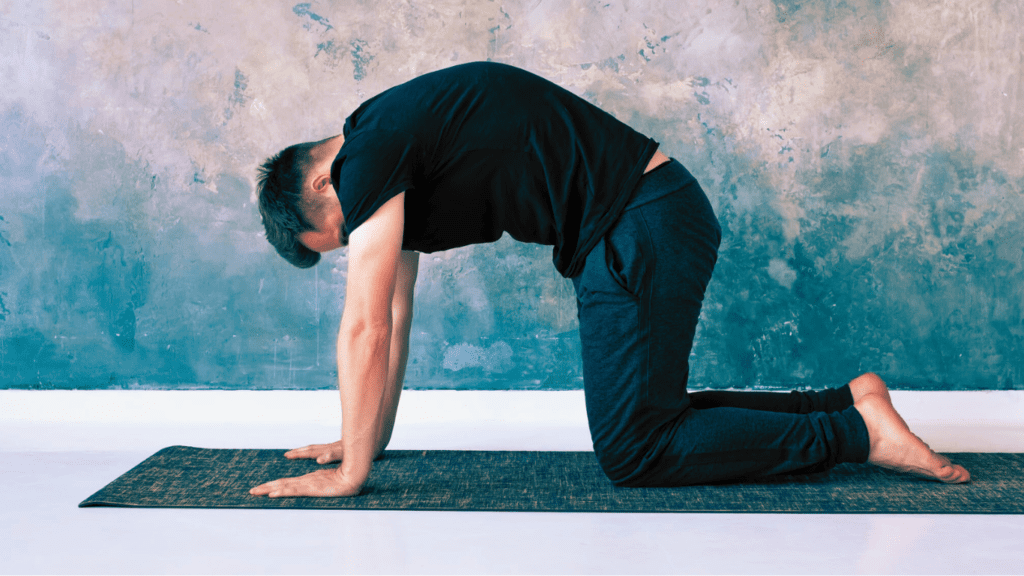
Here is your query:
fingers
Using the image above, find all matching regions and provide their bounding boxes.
[284,444,324,459]
[251,474,308,498]
[254,444,352,498]
[250,469,362,498]
[251,483,295,498]
[249,479,281,497]
[316,449,342,464]
[284,442,344,464]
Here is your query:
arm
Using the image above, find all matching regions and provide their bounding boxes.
[337,192,407,487]
[374,249,419,459]
[271,249,417,465]
[250,192,407,498]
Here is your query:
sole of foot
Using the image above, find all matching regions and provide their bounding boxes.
[854,393,971,484]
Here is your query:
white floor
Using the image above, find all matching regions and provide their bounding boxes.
[2,389,1023,575]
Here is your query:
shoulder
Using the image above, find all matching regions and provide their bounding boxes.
[332,129,420,183]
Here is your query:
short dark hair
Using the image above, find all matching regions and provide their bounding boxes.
[256,143,322,268]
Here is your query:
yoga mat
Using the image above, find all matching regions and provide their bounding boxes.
[80,446,1024,513]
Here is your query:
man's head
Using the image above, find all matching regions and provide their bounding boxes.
[256,135,346,268]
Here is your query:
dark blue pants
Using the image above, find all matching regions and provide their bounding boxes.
[572,159,871,487]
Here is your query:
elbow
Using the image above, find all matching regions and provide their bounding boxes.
[340,318,392,345]
[392,308,413,333]
[392,294,414,322]
[391,299,414,334]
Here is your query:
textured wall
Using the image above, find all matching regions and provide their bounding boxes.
[1,0,1022,390]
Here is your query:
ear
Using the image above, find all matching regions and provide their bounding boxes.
[311,173,332,196]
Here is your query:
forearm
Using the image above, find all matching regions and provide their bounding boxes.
[374,313,412,458]
[337,318,392,484]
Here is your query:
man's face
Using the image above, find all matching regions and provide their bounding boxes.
[298,226,342,253]
[297,189,345,253]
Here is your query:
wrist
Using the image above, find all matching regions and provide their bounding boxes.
[339,458,372,484]
[332,466,365,495]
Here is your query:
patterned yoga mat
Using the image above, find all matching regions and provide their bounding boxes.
[79,446,1024,513]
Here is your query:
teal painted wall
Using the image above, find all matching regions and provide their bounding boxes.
[1,0,1022,390]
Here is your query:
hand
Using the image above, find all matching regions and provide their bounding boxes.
[284,440,345,464]
[249,466,362,498]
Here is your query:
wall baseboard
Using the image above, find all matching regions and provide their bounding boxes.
[3,390,1022,453]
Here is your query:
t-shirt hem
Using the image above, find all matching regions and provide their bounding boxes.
[560,138,661,279]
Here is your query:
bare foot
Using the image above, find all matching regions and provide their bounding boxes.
[848,372,892,404]
[854,394,970,483]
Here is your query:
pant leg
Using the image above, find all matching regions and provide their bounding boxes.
[573,160,870,487]
[688,385,854,414]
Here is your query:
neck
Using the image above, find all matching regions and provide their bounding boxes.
[314,134,345,159]
[307,135,346,183]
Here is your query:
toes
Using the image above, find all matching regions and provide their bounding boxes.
[856,395,971,484]
[943,467,967,483]
[933,455,971,483]
[959,467,971,483]
[929,452,971,483]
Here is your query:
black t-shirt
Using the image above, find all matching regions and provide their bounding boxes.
[330,61,659,278]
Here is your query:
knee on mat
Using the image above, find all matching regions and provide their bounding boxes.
[593,444,650,486]
[594,440,725,488]
[598,457,701,488]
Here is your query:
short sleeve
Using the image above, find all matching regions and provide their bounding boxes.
[330,129,419,235]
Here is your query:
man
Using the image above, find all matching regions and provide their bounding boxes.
[250,62,969,498]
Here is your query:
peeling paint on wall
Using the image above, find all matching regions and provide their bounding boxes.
[1,0,1022,390]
